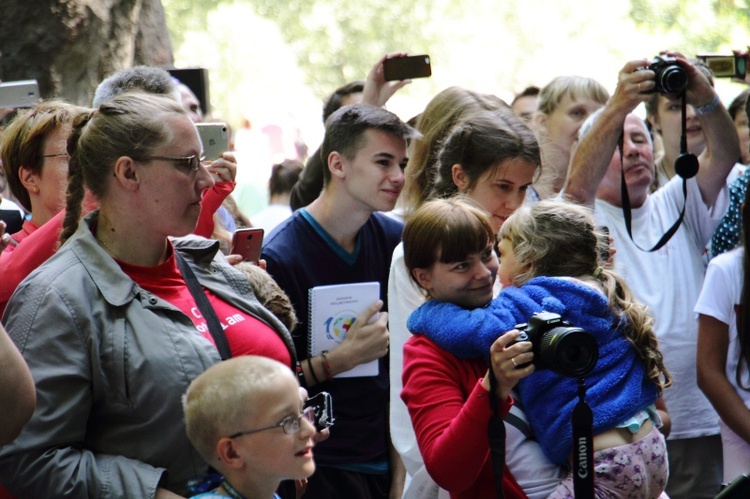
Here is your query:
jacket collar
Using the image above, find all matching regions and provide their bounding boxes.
[68,211,221,307]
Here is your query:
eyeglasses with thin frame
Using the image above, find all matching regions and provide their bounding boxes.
[228,406,316,439]
[147,154,204,174]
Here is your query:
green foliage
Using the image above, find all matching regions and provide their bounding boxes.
[163,0,750,113]
[628,0,750,54]
[161,0,219,48]
[163,0,440,99]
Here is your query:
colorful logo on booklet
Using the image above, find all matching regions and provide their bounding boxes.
[323,312,356,342]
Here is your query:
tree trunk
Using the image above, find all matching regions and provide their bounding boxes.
[0,0,174,107]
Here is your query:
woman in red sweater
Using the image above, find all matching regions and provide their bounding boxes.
[400,198,529,499]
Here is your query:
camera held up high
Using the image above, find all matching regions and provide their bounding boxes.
[641,55,688,95]
[511,311,599,378]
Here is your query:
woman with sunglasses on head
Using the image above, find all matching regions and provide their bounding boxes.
[0,92,297,499]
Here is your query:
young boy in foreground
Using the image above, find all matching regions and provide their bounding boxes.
[183,355,317,499]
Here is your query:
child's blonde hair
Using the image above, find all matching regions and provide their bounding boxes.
[183,355,294,466]
[500,200,671,392]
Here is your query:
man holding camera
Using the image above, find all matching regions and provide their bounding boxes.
[564,53,739,498]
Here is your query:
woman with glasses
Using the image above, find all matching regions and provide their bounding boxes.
[0,100,88,249]
[0,99,235,317]
[0,93,298,499]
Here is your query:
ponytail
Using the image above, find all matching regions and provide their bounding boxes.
[431,121,473,198]
[60,110,94,245]
[430,110,540,201]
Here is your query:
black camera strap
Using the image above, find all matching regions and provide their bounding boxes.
[572,377,595,499]
[620,152,689,252]
[487,370,507,499]
[618,91,696,252]
[175,251,232,360]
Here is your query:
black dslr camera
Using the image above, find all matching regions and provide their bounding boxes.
[641,55,688,95]
[511,312,599,378]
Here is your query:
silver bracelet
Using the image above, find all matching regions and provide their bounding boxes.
[695,94,720,115]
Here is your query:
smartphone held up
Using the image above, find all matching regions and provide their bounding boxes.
[0,80,40,109]
[697,54,747,79]
[196,122,229,161]
[230,228,264,264]
[383,55,432,82]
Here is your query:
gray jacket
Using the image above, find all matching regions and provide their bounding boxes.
[0,212,296,498]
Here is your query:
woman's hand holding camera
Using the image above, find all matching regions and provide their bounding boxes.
[482,329,535,400]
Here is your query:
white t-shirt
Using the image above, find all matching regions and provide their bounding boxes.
[695,248,748,404]
[0,197,24,215]
[250,204,292,235]
[388,243,564,499]
[594,176,728,440]
[694,247,750,481]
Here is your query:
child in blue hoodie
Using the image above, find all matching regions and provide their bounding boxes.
[402,197,671,498]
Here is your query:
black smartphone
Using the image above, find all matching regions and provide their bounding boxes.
[196,122,229,161]
[383,55,432,82]
[697,54,747,79]
[230,228,264,263]
[304,391,334,431]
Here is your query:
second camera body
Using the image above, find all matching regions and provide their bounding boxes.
[511,311,599,378]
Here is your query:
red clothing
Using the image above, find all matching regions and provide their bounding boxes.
[121,248,291,365]
[0,183,233,317]
[401,334,526,499]
[0,185,235,499]
[3,220,38,254]
[197,181,235,236]
[0,212,60,317]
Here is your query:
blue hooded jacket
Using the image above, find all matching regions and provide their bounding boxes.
[407,276,658,465]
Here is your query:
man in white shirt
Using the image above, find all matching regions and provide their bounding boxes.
[564,53,739,498]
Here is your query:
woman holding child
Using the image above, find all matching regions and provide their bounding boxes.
[401,198,671,498]
[0,92,296,498]
[389,102,559,498]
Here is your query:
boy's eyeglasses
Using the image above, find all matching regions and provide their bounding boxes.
[229,406,317,438]
[148,154,204,174]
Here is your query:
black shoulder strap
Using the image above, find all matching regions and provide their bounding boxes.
[572,378,595,498]
[618,133,689,253]
[619,92,697,253]
[488,370,506,499]
[175,251,232,360]
[621,161,689,252]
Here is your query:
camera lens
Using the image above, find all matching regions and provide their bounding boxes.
[655,65,688,95]
[537,327,599,377]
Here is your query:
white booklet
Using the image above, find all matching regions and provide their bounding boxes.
[307,281,380,378]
